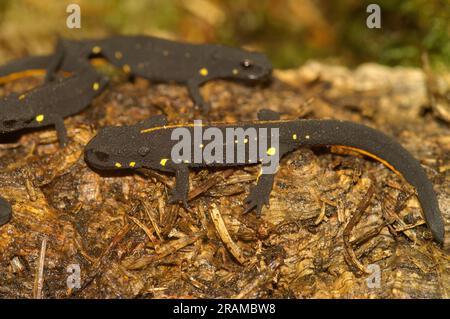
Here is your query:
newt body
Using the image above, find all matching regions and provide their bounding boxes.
[0,35,272,111]
[84,110,445,244]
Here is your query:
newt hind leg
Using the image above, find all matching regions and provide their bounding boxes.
[166,162,190,209]
[51,116,68,147]
[243,172,275,217]
[243,143,288,217]
[187,79,210,113]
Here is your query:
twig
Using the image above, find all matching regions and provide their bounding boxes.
[314,201,327,225]
[188,169,234,200]
[23,168,37,202]
[33,236,47,299]
[209,204,247,265]
[141,200,163,240]
[343,183,376,274]
[129,216,160,251]
[123,234,201,270]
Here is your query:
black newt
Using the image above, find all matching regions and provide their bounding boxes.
[84,110,445,244]
[0,35,272,112]
[0,66,108,146]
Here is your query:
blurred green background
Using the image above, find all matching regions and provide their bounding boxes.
[0,0,448,70]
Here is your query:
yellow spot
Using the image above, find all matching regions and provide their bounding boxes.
[18,94,26,100]
[36,114,44,122]
[305,135,310,139]
[115,162,122,168]
[292,134,297,140]
[92,46,102,54]
[235,139,238,144]
[92,82,100,91]
[115,51,123,60]
[267,147,276,156]
[244,138,248,144]
[123,64,131,74]
[129,161,136,167]
[199,144,204,148]
[232,69,239,75]
[199,68,208,76]
[183,160,190,164]
[160,158,168,166]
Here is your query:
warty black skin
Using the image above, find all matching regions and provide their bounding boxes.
[0,35,273,112]
[0,67,108,146]
[84,110,445,244]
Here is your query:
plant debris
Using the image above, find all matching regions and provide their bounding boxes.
[0,61,449,298]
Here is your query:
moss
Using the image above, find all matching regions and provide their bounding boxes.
[0,0,448,69]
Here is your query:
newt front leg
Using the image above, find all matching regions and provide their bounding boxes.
[45,39,65,82]
[50,115,68,147]
[166,162,190,209]
[187,79,210,113]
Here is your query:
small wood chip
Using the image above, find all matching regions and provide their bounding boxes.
[209,204,247,265]
[33,236,47,299]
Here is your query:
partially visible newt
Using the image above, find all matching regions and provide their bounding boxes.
[0,67,108,146]
[0,35,273,112]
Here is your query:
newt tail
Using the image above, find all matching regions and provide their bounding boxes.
[289,119,444,243]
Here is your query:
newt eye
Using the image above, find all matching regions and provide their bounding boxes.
[94,151,110,162]
[241,59,254,68]
[3,120,17,128]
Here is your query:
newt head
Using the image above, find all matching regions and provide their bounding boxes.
[85,124,149,171]
[209,45,272,82]
[0,94,37,133]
